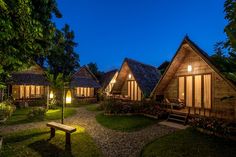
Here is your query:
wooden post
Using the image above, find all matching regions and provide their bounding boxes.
[46,86,49,109]
[50,128,55,138]
[65,132,71,145]
[62,86,65,124]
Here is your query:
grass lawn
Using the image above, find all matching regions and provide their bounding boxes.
[96,113,157,132]
[141,128,236,157]
[86,104,103,112]
[5,108,77,125]
[0,126,103,157]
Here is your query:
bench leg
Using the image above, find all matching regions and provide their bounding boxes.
[50,128,55,139]
[65,133,71,145]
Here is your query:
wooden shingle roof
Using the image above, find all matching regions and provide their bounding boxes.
[100,69,118,90]
[8,65,50,86]
[70,66,101,88]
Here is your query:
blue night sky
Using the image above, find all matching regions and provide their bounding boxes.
[53,0,227,72]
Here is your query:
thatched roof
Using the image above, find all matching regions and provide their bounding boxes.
[151,36,236,96]
[70,66,101,88]
[100,69,118,90]
[112,58,161,97]
[8,65,50,86]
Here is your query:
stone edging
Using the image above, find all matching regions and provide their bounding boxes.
[104,112,159,119]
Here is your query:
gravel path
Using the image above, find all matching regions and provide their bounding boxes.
[0,106,177,157]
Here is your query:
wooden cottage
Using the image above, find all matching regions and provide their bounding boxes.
[100,69,119,96]
[112,58,161,101]
[151,36,236,120]
[70,66,101,103]
[7,65,50,106]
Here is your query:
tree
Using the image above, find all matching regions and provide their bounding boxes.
[223,0,236,83]
[87,62,104,80]
[31,0,62,67]
[224,0,236,52]
[211,42,232,72]
[47,24,79,78]
[0,0,61,87]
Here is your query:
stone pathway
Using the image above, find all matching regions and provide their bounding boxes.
[0,106,178,157]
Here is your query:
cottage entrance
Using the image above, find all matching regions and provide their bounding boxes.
[127,80,142,101]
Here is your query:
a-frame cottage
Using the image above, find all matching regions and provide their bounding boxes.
[151,36,236,120]
[7,65,50,106]
[70,66,101,103]
[100,69,119,96]
[112,58,161,101]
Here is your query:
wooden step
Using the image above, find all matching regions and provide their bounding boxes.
[168,112,188,125]
[168,117,185,123]
[169,113,186,119]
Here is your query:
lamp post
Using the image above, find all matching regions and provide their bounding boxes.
[62,85,65,124]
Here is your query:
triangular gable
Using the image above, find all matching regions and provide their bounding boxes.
[151,36,236,96]
[112,58,161,97]
[72,65,99,82]
[100,69,118,90]
[71,65,101,88]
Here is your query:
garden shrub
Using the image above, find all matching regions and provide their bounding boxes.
[27,107,46,120]
[48,98,59,109]
[0,100,16,120]
[189,116,232,136]
[103,99,168,119]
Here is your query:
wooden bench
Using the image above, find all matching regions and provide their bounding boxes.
[46,122,76,145]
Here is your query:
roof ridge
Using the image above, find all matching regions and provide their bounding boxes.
[125,58,157,69]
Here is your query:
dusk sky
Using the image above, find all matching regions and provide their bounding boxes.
[53,0,227,72]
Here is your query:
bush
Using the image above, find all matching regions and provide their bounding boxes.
[0,100,16,120]
[48,98,59,109]
[102,100,168,119]
[27,107,46,120]
[189,116,231,136]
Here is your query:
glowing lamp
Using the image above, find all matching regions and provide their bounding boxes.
[66,90,72,104]
[128,74,132,79]
[187,65,192,72]
[49,91,54,99]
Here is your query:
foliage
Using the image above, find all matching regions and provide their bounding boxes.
[87,62,104,80]
[141,128,236,157]
[27,107,46,120]
[5,108,76,125]
[222,0,236,83]
[224,0,236,53]
[96,113,157,132]
[46,72,65,105]
[189,116,234,137]
[0,99,15,120]
[0,127,103,157]
[47,24,79,78]
[102,99,167,119]
[0,0,61,85]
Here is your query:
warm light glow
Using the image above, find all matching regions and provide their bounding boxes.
[128,74,132,79]
[111,79,116,83]
[66,90,72,104]
[187,65,192,72]
[49,91,54,99]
